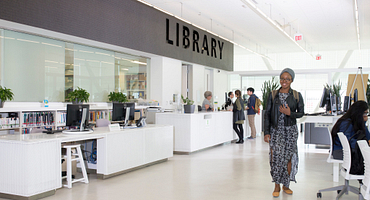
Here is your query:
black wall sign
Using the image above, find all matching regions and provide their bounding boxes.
[166,18,224,60]
[0,0,233,71]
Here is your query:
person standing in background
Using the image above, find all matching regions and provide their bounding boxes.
[233,90,245,144]
[246,87,258,139]
[224,91,234,110]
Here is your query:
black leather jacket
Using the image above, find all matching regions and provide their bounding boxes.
[264,88,304,136]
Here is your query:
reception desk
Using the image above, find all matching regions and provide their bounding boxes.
[156,112,237,154]
[0,125,173,200]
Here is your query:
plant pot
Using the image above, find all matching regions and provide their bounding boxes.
[0,100,4,108]
[184,105,195,113]
[73,99,83,104]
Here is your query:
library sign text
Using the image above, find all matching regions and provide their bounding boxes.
[166,18,224,59]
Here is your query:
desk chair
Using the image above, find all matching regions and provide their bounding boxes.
[358,140,370,200]
[326,127,344,182]
[318,132,364,199]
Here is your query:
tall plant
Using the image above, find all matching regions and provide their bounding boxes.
[325,80,342,97]
[261,77,279,110]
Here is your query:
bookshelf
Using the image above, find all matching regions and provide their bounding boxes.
[0,103,148,134]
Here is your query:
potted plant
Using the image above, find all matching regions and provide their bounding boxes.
[261,77,279,132]
[0,86,14,108]
[181,95,195,113]
[67,87,90,104]
[325,81,342,110]
[108,91,128,103]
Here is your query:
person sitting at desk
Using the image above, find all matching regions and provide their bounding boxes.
[332,101,370,163]
[202,91,214,111]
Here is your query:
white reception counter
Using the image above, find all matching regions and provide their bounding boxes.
[0,124,173,199]
[156,111,238,153]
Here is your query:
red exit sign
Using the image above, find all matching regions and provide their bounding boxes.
[294,33,303,41]
[316,54,322,60]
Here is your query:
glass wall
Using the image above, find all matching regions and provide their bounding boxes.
[0,29,149,102]
[2,30,65,102]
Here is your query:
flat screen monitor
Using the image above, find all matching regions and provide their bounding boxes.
[354,88,358,102]
[319,87,331,108]
[112,103,135,121]
[343,96,350,112]
[65,104,89,129]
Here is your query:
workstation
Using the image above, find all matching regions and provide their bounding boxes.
[0,0,369,200]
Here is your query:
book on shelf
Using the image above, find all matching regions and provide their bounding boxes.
[23,111,54,127]
[0,117,19,129]
[56,111,67,126]
[89,110,112,122]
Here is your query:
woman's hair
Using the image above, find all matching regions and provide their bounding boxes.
[204,91,212,98]
[228,91,233,97]
[331,100,368,143]
[235,90,241,97]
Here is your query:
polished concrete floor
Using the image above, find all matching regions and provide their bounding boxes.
[39,133,362,200]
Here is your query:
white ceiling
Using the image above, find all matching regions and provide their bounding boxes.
[141,0,370,56]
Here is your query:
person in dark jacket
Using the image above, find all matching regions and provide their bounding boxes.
[246,87,258,139]
[224,91,234,110]
[332,100,370,160]
[264,68,304,197]
[233,90,245,144]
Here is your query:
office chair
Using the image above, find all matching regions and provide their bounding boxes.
[358,140,370,200]
[326,127,344,182]
[318,132,364,199]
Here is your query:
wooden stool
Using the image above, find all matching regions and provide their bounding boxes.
[62,144,89,188]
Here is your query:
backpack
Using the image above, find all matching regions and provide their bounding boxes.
[271,90,299,103]
[253,97,261,114]
[349,130,366,175]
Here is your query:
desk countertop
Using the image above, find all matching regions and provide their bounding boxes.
[0,124,170,143]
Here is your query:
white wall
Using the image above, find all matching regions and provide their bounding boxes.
[150,57,182,109]
[191,64,205,106]
[213,70,229,107]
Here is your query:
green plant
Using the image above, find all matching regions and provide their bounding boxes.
[181,95,194,105]
[0,86,14,102]
[261,77,279,110]
[325,80,342,97]
[108,91,128,103]
[67,87,90,103]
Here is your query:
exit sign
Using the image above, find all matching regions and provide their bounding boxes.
[316,54,322,60]
[294,33,303,41]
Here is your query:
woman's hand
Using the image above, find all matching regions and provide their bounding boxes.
[279,104,291,116]
[264,135,270,143]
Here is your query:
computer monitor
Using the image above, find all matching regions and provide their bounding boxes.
[354,88,358,102]
[343,96,350,112]
[319,87,331,109]
[65,104,90,131]
[112,103,135,121]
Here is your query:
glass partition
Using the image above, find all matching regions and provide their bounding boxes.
[2,30,65,102]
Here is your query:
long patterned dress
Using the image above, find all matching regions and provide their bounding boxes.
[269,93,299,187]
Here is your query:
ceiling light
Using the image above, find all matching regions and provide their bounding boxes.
[17,38,39,43]
[131,61,147,65]
[354,0,361,50]
[241,0,315,59]
[42,42,62,48]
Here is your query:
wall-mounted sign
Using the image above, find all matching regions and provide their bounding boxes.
[316,54,322,60]
[166,18,224,60]
[294,33,303,41]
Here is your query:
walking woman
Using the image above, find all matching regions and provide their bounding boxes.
[233,90,245,144]
[264,68,304,197]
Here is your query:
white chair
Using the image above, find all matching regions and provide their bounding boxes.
[318,132,364,199]
[62,144,89,188]
[358,140,370,200]
[326,127,344,182]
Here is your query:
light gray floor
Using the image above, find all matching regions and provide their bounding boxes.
[22,133,364,199]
